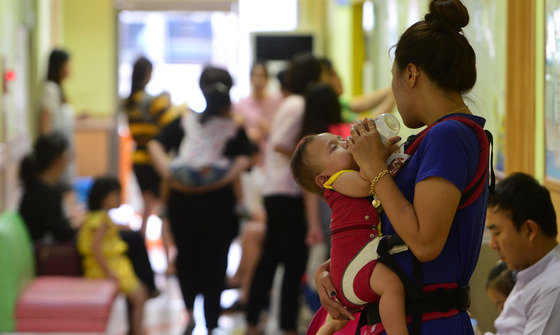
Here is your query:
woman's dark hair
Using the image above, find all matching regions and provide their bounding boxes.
[286,53,322,95]
[198,66,233,124]
[250,60,268,77]
[47,49,70,102]
[489,172,558,238]
[319,57,335,74]
[88,176,121,211]
[486,262,515,297]
[276,69,289,92]
[394,0,476,93]
[126,56,153,108]
[301,83,341,139]
[19,132,69,186]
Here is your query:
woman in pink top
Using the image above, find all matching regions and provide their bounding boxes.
[227,61,283,309]
[235,61,283,166]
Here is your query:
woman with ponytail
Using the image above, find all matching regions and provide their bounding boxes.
[124,56,179,278]
[19,133,158,297]
[19,132,74,241]
[245,53,325,335]
[40,49,78,187]
[148,66,252,334]
[40,49,72,137]
[313,1,491,334]
[167,66,239,188]
[124,56,177,238]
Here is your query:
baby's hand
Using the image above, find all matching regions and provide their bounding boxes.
[325,313,349,332]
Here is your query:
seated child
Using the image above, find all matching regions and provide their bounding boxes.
[77,176,147,335]
[169,82,238,187]
[486,261,515,311]
[291,133,408,335]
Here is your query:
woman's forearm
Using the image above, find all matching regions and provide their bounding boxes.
[369,171,422,248]
[372,92,396,117]
[168,156,251,194]
[40,108,51,135]
[349,87,392,113]
[274,144,294,157]
[217,156,251,187]
[147,140,170,180]
[368,167,450,262]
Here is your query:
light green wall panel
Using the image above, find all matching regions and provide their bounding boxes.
[62,0,116,116]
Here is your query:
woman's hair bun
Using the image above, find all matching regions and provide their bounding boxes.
[425,0,469,32]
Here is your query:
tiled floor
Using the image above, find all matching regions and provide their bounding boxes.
[103,240,320,335]
[106,178,324,335]
[103,240,246,335]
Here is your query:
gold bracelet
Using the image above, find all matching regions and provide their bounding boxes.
[369,169,390,196]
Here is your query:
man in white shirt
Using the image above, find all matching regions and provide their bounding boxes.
[485,172,560,335]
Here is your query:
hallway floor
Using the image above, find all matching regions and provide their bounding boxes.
[103,241,317,335]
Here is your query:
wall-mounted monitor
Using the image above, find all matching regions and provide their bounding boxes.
[251,32,316,61]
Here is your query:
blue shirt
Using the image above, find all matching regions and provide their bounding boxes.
[380,113,488,334]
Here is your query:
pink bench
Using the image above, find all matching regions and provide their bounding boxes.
[15,277,119,332]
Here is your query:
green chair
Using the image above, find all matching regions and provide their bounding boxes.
[0,210,35,332]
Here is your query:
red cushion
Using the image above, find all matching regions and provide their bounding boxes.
[16,318,110,332]
[15,277,118,332]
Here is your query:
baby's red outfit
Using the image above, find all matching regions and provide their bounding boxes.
[325,189,381,309]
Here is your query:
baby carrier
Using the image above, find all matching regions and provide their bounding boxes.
[355,115,495,335]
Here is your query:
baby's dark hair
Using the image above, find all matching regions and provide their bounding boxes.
[290,135,324,196]
[88,176,121,211]
[486,262,515,297]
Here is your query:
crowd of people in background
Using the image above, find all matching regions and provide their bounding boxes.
[15,0,560,334]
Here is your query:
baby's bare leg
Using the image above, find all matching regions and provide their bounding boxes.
[369,262,409,335]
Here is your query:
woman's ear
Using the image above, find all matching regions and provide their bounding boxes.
[315,174,329,189]
[407,63,419,87]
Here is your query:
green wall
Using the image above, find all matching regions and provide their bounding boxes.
[61,0,116,116]
[329,3,355,100]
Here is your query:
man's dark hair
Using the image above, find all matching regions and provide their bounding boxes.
[488,172,557,238]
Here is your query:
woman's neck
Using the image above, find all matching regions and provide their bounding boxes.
[38,169,61,186]
[418,89,469,126]
[252,89,266,101]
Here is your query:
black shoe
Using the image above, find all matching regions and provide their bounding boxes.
[183,322,196,335]
[148,288,161,299]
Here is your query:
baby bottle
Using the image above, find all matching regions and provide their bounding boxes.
[374,113,400,143]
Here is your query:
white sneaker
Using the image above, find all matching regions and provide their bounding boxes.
[210,327,229,335]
